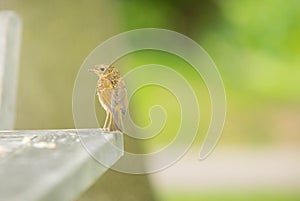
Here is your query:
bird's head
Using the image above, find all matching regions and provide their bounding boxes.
[88,64,109,76]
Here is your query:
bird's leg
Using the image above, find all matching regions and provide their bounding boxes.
[108,111,113,131]
[103,110,109,130]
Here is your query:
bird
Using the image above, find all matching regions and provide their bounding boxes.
[89,64,128,132]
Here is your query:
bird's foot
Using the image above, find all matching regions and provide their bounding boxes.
[102,127,109,132]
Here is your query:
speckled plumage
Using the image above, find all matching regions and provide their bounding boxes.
[89,64,128,132]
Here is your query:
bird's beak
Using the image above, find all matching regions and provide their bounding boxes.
[88,68,96,73]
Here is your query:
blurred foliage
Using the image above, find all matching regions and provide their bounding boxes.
[202,0,300,102]
[112,50,211,153]
[0,0,299,146]
[201,0,300,147]
[119,0,220,35]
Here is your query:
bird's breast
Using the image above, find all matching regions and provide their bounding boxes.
[96,90,108,110]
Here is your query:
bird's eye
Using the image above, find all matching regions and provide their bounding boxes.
[100,67,105,71]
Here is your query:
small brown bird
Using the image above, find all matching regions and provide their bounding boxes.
[89,64,128,132]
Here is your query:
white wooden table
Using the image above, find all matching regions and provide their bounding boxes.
[0,129,123,201]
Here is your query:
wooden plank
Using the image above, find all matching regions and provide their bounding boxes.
[0,129,123,201]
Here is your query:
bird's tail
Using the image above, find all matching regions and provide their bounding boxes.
[109,108,124,132]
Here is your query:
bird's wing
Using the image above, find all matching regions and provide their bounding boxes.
[109,81,128,131]
[110,79,128,115]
